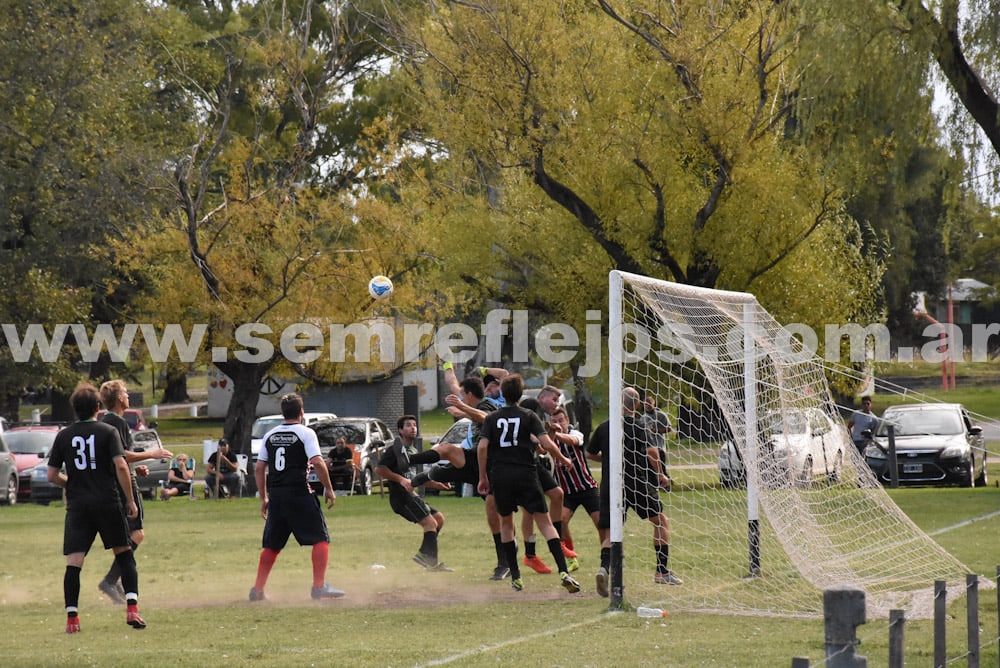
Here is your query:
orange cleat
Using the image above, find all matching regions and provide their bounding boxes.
[523,555,552,574]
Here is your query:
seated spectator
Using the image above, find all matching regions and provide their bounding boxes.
[327,436,355,490]
[205,438,244,498]
[161,453,195,500]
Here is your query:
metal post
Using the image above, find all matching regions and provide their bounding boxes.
[744,303,760,576]
[824,586,867,668]
[934,580,947,668]
[791,658,810,668]
[888,610,904,668]
[967,574,979,668]
[887,424,898,488]
[608,271,625,611]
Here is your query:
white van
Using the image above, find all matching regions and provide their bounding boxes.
[250,412,337,458]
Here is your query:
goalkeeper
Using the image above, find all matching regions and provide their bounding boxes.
[587,387,681,596]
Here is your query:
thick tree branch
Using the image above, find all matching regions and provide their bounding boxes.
[895,0,1000,156]
[531,149,643,275]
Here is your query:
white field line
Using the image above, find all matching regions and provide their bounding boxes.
[415,617,605,667]
[928,508,1000,536]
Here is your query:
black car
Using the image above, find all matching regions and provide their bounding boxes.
[864,403,987,487]
[307,417,392,495]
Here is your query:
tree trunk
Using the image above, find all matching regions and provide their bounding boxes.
[570,363,594,442]
[215,360,273,458]
[161,360,190,403]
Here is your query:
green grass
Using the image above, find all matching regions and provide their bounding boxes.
[1,473,997,667]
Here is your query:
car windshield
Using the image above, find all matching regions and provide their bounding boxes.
[878,409,963,436]
[439,420,470,445]
[251,418,285,438]
[315,424,366,445]
[4,431,54,454]
[763,412,807,435]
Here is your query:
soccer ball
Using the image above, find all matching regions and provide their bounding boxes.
[368,275,393,300]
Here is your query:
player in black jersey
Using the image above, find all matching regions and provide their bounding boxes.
[249,393,344,601]
[47,382,146,633]
[476,374,581,594]
[96,379,172,604]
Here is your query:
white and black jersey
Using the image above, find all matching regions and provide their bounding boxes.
[258,422,321,496]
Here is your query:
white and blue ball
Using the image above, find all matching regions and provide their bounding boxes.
[368,275,394,301]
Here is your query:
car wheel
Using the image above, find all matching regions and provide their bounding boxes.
[2,474,17,505]
[796,457,813,488]
[356,468,373,496]
[974,460,988,487]
[827,451,843,484]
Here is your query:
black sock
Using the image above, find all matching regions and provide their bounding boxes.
[547,537,568,573]
[493,533,505,568]
[655,543,670,574]
[115,550,139,598]
[409,450,441,466]
[419,531,438,560]
[104,543,137,584]
[524,535,536,558]
[600,547,611,570]
[502,541,519,579]
[553,520,563,540]
[411,471,431,487]
[64,565,82,609]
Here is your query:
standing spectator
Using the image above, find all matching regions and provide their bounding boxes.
[326,437,355,491]
[587,387,680,598]
[477,374,580,594]
[48,382,146,633]
[848,396,878,454]
[96,380,172,604]
[250,393,343,601]
[375,415,451,571]
[160,454,195,500]
[205,438,243,498]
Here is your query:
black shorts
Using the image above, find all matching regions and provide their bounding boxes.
[625,481,663,520]
[261,493,330,550]
[389,490,435,523]
[427,452,479,487]
[126,477,144,533]
[596,477,663,527]
[165,481,191,493]
[63,500,131,555]
[535,461,559,493]
[564,487,601,515]
[490,467,547,517]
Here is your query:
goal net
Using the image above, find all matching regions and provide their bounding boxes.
[608,270,973,618]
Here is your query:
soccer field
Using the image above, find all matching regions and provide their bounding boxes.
[0,479,997,667]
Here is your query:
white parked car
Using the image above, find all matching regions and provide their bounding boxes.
[250,412,337,458]
[718,408,848,488]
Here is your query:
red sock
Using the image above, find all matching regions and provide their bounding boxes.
[254,548,280,591]
[564,538,575,550]
[311,542,329,588]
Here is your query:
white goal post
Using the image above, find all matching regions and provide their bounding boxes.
[607,270,974,618]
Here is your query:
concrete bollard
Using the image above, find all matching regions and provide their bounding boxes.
[151,405,158,419]
[824,585,867,667]
[31,409,40,424]
[189,405,198,417]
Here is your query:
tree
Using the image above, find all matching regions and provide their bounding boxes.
[391,1,883,365]
[116,0,460,454]
[0,0,186,419]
